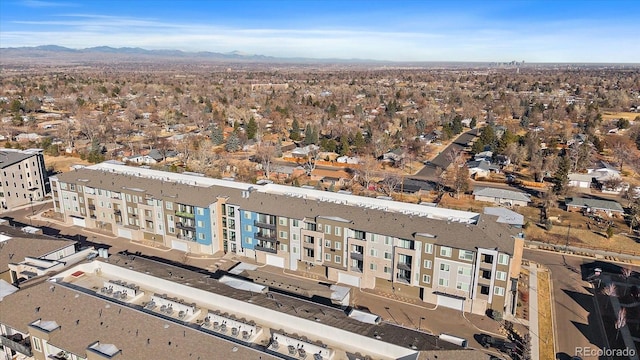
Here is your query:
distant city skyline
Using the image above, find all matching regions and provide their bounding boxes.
[1,0,638,63]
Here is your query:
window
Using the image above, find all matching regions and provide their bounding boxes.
[325,240,331,247]
[384,236,392,245]
[424,243,433,254]
[496,271,507,281]
[480,285,490,295]
[325,253,331,261]
[383,266,391,274]
[335,255,341,263]
[422,275,431,284]
[334,241,341,250]
[458,267,472,276]
[324,224,331,234]
[245,225,252,232]
[197,208,204,215]
[438,278,449,287]
[423,260,432,269]
[245,237,252,244]
[494,286,505,296]
[384,252,392,260]
[169,227,175,234]
[126,194,131,202]
[334,227,341,236]
[279,231,288,239]
[197,220,204,228]
[166,202,173,210]
[370,263,377,271]
[292,234,298,241]
[292,219,299,227]
[280,244,288,252]
[459,250,474,261]
[440,263,450,271]
[279,217,287,226]
[198,233,205,240]
[440,246,452,257]
[227,207,235,217]
[244,211,251,219]
[168,215,174,222]
[370,249,378,257]
[33,337,42,352]
[456,282,470,292]
[498,254,509,265]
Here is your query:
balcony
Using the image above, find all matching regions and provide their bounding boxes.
[351,266,363,273]
[176,222,196,231]
[255,232,277,243]
[88,204,96,210]
[175,211,195,219]
[0,334,32,356]
[397,262,412,271]
[350,252,364,261]
[395,275,411,284]
[113,209,121,215]
[253,220,276,230]
[305,223,317,231]
[255,245,277,254]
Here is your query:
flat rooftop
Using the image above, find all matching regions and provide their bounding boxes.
[42,253,482,359]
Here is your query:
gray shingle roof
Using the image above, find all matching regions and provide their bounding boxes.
[565,197,624,212]
[473,187,531,203]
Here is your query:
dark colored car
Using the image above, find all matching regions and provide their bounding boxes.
[478,334,518,355]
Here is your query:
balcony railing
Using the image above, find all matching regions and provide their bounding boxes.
[88,204,96,210]
[397,262,412,271]
[350,266,363,273]
[255,232,277,242]
[254,220,276,230]
[113,209,121,215]
[255,245,277,254]
[176,222,195,231]
[350,252,364,261]
[0,334,32,356]
[395,275,411,284]
[175,211,195,219]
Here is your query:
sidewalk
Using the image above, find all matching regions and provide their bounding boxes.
[529,264,540,360]
[526,240,640,265]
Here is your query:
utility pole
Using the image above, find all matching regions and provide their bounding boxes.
[565,223,571,253]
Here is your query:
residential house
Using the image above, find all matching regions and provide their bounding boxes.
[568,173,593,189]
[291,144,320,158]
[381,148,405,164]
[483,207,525,228]
[467,160,500,179]
[473,187,531,207]
[565,197,624,217]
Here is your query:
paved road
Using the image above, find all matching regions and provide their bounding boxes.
[412,128,479,180]
[523,249,640,359]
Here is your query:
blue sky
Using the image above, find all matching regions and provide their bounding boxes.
[1,0,638,62]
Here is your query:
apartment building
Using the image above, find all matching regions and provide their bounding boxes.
[0,254,490,360]
[50,161,524,316]
[0,149,48,211]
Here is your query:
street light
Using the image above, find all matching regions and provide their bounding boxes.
[418,316,425,331]
[28,194,34,226]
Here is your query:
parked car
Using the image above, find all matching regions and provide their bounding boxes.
[478,334,518,355]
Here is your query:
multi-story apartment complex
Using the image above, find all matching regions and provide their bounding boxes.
[0,254,489,360]
[0,149,48,211]
[50,161,524,316]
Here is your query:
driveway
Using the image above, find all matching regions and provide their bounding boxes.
[412,128,479,181]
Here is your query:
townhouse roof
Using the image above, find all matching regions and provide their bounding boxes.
[0,281,277,360]
[483,207,525,226]
[565,197,624,212]
[473,187,531,203]
[0,235,76,274]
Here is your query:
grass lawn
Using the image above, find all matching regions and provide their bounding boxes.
[44,155,91,172]
[601,111,640,121]
[537,269,555,360]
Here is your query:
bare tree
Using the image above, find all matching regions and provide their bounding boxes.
[615,308,627,341]
[380,174,402,196]
[303,147,321,175]
[602,283,618,310]
[254,142,278,179]
[356,155,378,191]
[621,268,634,295]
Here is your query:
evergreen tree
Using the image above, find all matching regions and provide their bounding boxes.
[339,134,350,156]
[246,116,258,140]
[225,132,240,152]
[469,117,477,129]
[553,154,571,194]
[211,126,224,145]
[304,124,314,145]
[353,131,366,153]
[452,115,463,134]
[310,126,319,144]
[290,118,301,141]
[479,124,497,150]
